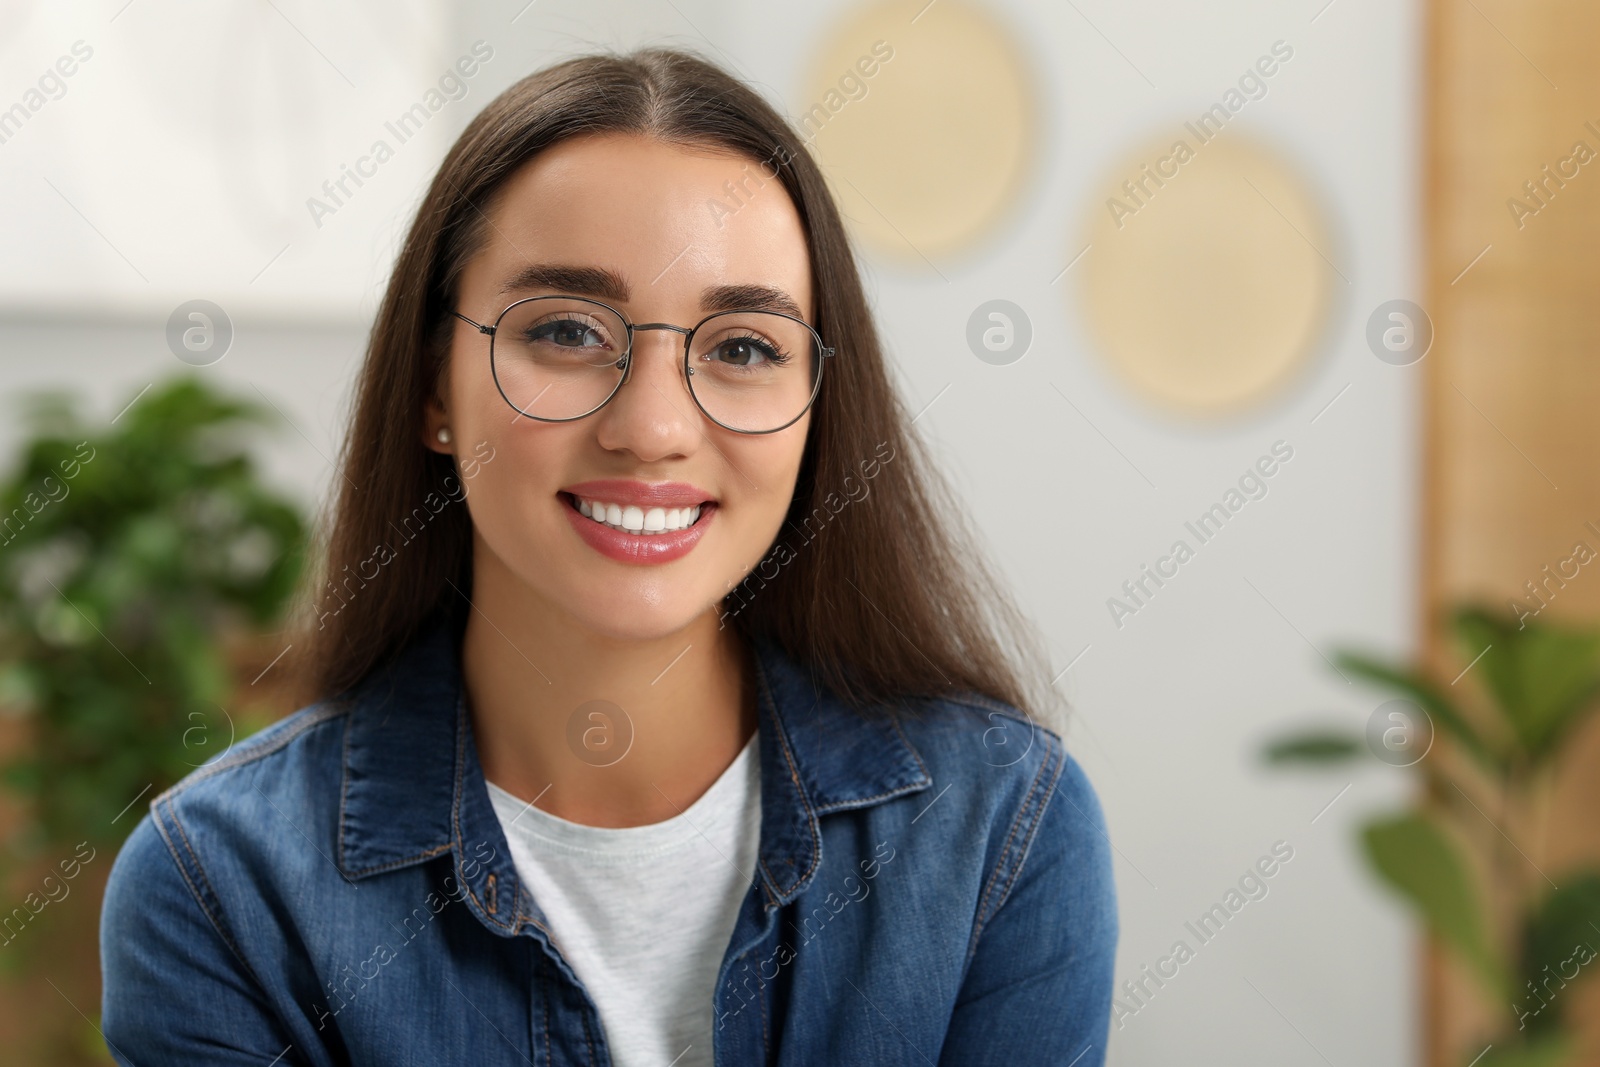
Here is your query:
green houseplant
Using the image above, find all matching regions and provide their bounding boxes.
[0,374,306,1047]
[1264,605,1600,1067]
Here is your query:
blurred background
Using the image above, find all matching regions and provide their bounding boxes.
[1,0,1597,1064]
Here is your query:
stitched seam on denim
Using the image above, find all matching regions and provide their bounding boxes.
[540,951,552,1066]
[337,706,354,874]
[810,712,934,815]
[759,947,770,1056]
[984,736,1064,927]
[339,698,460,878]
[888,711,933,779]
[752,650,821,902]
[340,694,454,876]
[451,691,516,935]
[343,844,455,880]
[511,877,557,947]
[965,733,1065,968]
[810,780,928,814]
[149,800,227,951]
[968,742,1064,969]
[154,796,273,997]
[153,704,348,809]
[578,981,599,1067]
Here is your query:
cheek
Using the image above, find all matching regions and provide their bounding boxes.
[469,426,578,520]
[448,347,504,439]
[448,352,567,479]
[724,426,808,538]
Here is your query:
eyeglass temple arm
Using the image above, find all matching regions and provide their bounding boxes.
[452,311,495,335]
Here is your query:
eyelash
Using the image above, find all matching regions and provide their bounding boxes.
[714,332,792,365]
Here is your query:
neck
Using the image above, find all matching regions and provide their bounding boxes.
[460,553,757,829]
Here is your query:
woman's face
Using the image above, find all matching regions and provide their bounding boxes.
[429,132,814,641]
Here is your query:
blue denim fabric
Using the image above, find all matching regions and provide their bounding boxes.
[100,615,1117,1065]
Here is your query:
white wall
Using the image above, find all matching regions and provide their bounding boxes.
[703,1,1423,1060]
[0,1,1422,1062]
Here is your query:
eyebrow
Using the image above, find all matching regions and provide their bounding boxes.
[498,263,806,320]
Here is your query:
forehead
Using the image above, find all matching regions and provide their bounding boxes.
[471,132,815,320]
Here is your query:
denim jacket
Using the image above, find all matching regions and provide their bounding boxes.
[100,615,1117,1065]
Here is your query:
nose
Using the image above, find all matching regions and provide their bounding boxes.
[591,327,702,460]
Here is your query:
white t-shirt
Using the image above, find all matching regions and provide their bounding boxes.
[485,730,761,1067]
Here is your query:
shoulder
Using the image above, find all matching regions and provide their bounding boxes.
[104,701,351,914]
[894,690,1064,775]
[159,699,351,803]
[889,691,1110,916]
[98,705,354,1057]
[908,700,1118,1060]
[891,689,1076,821]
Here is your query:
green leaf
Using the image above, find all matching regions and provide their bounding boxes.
[1516,872,1600,1035]
[1453,607,1600,764]
[0,375,307,860]
[1362,812,1505,999]
[1261,729,1364,765]
[1336,650,1502,774]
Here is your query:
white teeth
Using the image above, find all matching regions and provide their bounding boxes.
[573,496,704,534]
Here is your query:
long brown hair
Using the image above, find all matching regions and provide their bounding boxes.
[294,47,1063,730]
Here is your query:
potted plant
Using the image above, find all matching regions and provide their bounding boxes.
[1263,605,1600,1066]
[0,376,306,1062]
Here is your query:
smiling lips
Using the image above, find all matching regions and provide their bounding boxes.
[560,479,716,564]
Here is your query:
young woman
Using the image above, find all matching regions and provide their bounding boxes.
[100,48,1117,1066]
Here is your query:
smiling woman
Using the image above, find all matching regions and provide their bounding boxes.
[98,47,1116,1067]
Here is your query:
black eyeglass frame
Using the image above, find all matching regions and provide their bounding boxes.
[452,295,835,436]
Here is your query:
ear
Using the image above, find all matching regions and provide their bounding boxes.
[423,389,452,454]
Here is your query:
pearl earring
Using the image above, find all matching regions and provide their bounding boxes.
[436,427,452,445]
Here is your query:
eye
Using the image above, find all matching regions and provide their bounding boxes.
[709,334,788,367]
[527,317,610,349]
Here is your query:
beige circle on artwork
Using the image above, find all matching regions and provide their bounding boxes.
[1079,133,1335,417]
[801,0,1034,263]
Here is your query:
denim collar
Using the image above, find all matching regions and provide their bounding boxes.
[334,614,933,930]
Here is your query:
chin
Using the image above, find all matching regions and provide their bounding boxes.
[551,576,718,643]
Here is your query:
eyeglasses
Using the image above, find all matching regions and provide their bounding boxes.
[452,295,833,435]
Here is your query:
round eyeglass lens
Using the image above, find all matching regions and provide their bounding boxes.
[491,296,628,420]
[688,310,822,433]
